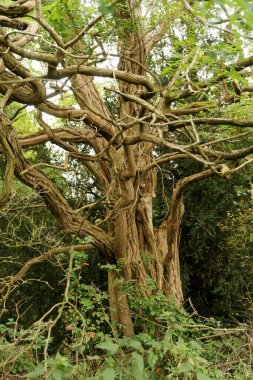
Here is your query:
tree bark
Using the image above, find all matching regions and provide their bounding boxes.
[108,271,135,337]
[103,0,186,331]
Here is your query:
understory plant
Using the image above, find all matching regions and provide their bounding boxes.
[1,268,252,379]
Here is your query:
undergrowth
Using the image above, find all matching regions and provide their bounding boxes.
[0,254,252,379]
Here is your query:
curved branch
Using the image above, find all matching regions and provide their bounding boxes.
[0,17,39,47]
[19,127,100,149]
[0,243,94,296]
[0,34,57,64]
[124,132,211,166]
[37,102,114,138]
[142,153,188,172]
[106,87,168,121]
[2,49,46,99]
[0,1,35,18]
[0,70,45,105]
[47,66,156,93]
[35,111,109,187]
[168,117,253,130]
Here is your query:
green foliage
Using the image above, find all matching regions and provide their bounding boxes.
[1,280,252,379]
[98,0,116,16]
[27,353,73,379]
[42,0,114,48]
[43,0,88,40]
[180,168,253,321]
[7,102,37,136]
[0,318,49,375]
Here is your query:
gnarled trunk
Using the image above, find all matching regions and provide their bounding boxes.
[104,0,185,335]
[66,0,185,335]
[107,157,185,335]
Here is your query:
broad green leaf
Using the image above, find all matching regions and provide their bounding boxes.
[52,369,63,380]
[97,339,119,354]
[178,360,193,374]
[131,352,145,379]
[196,373,210,380]
[125,339,144,352]
[100,368,116,380]
[26,366,45,378]
[146,350,158,370]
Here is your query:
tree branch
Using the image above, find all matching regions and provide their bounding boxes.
[0,114,113,252]
[47,66,156,93]
[168,117,253,130]
[0,243,94,296]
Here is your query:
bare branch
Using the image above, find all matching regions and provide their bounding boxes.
[168,117,253,130]
[0,243,94,296]
[48,66,156,93]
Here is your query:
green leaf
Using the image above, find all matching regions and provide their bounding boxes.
[178,360,193,374]
[97,339,119,354]
[52,369,63,380]
[146,350,158,370]
[100,368,116,380]
[196,373,210,380]
[98,0,115,15]
[131,352,144,379]
[125,339,144,352]
[162,67,172,75]
[209,50,217,60]
[27,366,45,378]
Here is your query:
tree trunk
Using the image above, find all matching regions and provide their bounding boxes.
[108,271,135,337]
[71,0,186,333]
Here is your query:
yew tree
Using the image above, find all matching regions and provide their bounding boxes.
[1,0,253,336]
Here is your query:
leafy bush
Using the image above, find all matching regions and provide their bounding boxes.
[181,170,253,322]
[1,277,252,379]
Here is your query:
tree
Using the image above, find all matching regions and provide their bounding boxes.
[0,0,253,336]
